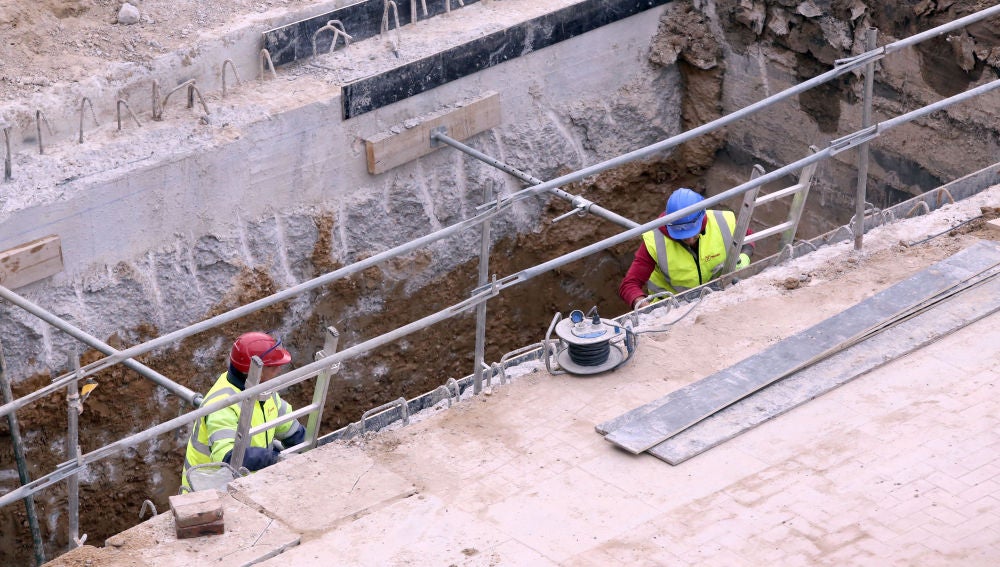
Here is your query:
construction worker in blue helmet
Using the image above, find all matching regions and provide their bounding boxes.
[619,188,754,308]
[181,332,306,492]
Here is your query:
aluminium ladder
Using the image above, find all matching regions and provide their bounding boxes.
[721,147,820,275]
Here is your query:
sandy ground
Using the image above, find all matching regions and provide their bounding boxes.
[0,0,327,103]
[40,183,1000,567]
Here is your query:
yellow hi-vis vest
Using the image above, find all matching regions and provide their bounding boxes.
[642,209,735,295]
[181,372,301,491]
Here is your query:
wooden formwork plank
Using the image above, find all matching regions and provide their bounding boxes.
[0,235,63,290]
[364,92,501,175]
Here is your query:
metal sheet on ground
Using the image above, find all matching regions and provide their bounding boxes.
[649,273,1000,464]
[599,241,1000,454]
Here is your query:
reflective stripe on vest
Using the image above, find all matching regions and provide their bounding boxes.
[643,210,734,294]
[182,373,293,489]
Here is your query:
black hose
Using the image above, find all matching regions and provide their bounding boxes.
[567,341,611,366]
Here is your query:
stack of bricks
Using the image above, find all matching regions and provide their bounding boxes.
[168,490,225,538]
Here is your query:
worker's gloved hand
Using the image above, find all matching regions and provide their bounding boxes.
[282,426,306,448]
[736,253,751,270]
[223,447,279,471]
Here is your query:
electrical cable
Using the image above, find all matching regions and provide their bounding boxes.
[567,340,611,366]
[906,214,983,247]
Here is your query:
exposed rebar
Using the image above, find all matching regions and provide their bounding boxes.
[78,97,98,144]
[410,0,428,22]
[381,1,402,54]
[361,397,410,433]
[151,80,163,121]
[138,499,157,519]
[259,49,278,81]
[2,126,11,182]
[221,59,243,98]
[937,187,956,206]
[311,20,352,59]
[6,16,1000,426]
[35,110,53,155]
[160,80,210,117]
[445,0,464,13]
[116,100,142,131]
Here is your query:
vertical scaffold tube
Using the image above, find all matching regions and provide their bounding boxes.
[0,341,45,566]
[473,183,492,394]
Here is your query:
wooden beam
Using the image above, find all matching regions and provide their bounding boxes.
[364,91,501,175]
[0,235,63,290]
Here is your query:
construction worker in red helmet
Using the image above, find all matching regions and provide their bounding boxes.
[619,188,754,308]
[181,331,306,492]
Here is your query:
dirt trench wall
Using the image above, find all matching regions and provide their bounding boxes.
[0,7,676,381]
[0,8,678,562]
[654,0,1000,237]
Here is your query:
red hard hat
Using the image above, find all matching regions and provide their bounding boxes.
[229,332,291,373]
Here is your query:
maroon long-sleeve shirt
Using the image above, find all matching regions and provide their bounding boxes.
[618,213,754,308]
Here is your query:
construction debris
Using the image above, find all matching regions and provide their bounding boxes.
[169,490,224,539]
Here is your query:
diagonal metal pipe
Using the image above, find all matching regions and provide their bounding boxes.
[4,75,1000,510]
[0,286,201,406]
[3,5,1000,419]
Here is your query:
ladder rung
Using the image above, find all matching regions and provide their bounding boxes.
[249,403,320,436]
[754,183,806,206]
[745,221,794,243]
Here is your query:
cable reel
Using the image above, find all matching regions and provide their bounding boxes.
[545,307,636,376]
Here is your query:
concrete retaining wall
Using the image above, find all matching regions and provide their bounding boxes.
[0,2,676,379]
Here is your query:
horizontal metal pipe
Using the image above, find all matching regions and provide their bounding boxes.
[432,132,640,229]
[0,284,500,510]
[884,4,1000,56]
[6,74,997,508]
[0,285,201,406]
[510,77,1000,285]
[5,8,997,420]
[0,204,515,418]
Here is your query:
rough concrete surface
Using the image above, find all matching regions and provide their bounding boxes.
[43,490,299,567]
[64,183,1000,565]
[1,0,999,564]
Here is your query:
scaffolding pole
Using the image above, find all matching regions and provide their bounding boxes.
[473,183,493,395]
[0,340,45,566]
[16,5,1000,409]
[66,356,81,551]
[430,131,640,230]
[3,72,1000,508]
[0,285,201,406]
[4,5,1000,422]
[854,27,878,251]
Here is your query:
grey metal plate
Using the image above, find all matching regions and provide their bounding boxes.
[649,273,1000,464]
[599,240,1000,454]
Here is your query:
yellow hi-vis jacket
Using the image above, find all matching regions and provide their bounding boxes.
[181,372,301,491]
[642,209,735,295]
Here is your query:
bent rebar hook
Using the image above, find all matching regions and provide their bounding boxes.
[78,97,98,144]
[312,20,353,59]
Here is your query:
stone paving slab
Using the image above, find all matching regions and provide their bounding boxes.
[44,491,299,567]
[228,444,417,534]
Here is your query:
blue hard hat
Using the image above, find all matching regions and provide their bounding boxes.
[665,188,705,240]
